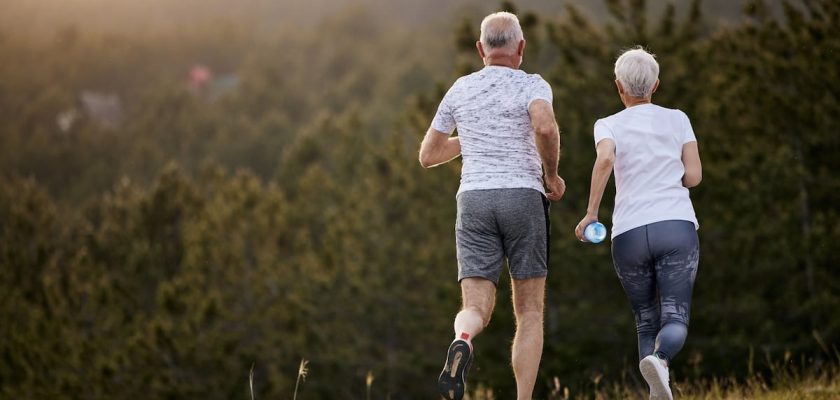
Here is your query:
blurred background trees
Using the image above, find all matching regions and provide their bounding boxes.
[1,0,838,398]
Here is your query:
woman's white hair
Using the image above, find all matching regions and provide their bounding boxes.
[614,47,660,98]
[480,12,524,52]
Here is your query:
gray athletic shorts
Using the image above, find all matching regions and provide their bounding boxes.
[455,188,550,284]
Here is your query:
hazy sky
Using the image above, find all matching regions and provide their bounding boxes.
[0,0,746,41]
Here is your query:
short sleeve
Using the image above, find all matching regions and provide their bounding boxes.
[527,77,553,108]
[430,88,456,135]
[680,111,697,144]
[593,119,615,147]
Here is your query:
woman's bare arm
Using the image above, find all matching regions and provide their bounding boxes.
[682,141,702,188]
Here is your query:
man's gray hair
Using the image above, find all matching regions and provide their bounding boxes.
[614,47,660,98]
[480,12,524,51]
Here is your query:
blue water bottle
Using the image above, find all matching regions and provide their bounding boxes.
[584,221,607,243]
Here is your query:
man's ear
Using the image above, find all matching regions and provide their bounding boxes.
[476,41,486,59]
[615,80,625,95]
[651,79,660,94]
[517,39,526,56]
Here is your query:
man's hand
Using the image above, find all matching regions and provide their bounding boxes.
[544,174,566,201]
[574,214,598,242]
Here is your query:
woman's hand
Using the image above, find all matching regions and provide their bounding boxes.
[575,214,599,242]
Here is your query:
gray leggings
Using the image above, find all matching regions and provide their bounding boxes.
[611,220,699,363]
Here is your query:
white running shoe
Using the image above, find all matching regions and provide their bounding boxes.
[640,355,673,400]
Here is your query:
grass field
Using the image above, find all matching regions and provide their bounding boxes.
[280,356,839,399]
[463,361,840,400]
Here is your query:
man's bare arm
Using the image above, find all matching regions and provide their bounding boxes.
[528,100,559,173]
[419,128,461,168]
[528,99,565,201]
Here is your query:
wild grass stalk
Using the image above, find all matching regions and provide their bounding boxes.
[366,370,375,400]
[249,362,255,400]
[293,358,308,400]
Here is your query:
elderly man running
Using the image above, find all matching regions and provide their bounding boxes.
[418,11,565,400]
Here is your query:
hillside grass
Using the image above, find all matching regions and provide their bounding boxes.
[464,359,840,400]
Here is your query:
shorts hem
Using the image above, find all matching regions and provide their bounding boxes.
[458,272,500,285]
[509,270,548,280]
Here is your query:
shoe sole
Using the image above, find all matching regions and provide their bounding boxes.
[640,356,673,400]
[437,340,471,400]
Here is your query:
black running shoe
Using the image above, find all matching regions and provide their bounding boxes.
[437,339,473,400]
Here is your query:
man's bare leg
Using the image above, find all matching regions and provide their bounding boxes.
[439,277,496,400]
[511,276,545,400]
[453,277,496,340]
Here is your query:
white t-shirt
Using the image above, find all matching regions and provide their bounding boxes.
[431,66,552,196]
[593,103,699,238]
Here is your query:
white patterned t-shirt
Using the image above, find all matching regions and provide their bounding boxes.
[431,65,552,196]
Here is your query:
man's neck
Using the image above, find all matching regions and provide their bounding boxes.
[484,55,518,69]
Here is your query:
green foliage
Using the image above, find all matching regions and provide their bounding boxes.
[1,0,838,398]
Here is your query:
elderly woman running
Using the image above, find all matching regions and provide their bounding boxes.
[575,48,702,400]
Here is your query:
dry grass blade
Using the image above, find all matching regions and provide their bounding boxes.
[293,358,309,400]
[249,362,255,400]
[366,370,375,400]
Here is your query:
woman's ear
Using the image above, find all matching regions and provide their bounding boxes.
[651,79,660,94]
[615,80,625,95]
